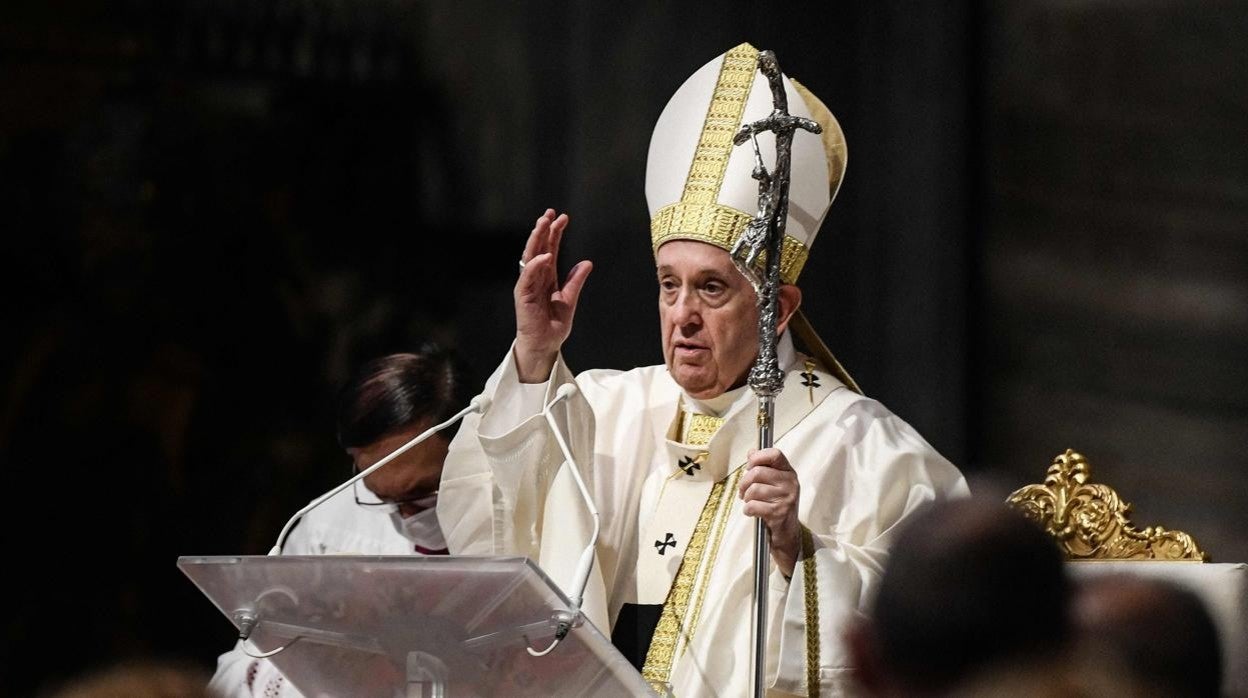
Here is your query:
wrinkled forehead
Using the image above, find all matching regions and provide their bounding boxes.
[655,239,740,275]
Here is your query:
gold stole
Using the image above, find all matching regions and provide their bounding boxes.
[641,409,743,690]
[642,360,831,696]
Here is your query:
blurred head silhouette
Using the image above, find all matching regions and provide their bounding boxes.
[1073,574,1222,697]
[848,496,1071,696]
[50,660,215,698]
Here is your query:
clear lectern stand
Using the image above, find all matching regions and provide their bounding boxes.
[179,555,654,697]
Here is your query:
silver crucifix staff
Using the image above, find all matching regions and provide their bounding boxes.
[729,49,822,698]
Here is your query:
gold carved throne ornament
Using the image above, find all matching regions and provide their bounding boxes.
[1006,449,1208,561]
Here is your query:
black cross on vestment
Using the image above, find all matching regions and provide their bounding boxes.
[655,533,676,555]
[678,456,701,476]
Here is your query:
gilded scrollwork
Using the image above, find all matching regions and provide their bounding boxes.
[1006,449,1208,562]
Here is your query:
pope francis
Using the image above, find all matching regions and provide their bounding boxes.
[437,43,968,697]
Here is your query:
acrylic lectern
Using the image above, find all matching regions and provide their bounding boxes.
[179,555,653,697]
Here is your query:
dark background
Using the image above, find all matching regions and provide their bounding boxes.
[2,1,1246,694]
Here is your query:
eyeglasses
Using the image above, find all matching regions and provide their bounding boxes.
[351,477,438,511]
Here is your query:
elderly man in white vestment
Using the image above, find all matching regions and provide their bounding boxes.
[436,43,968,697]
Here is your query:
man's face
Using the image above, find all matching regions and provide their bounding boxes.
[349,423,448,518]
[657,240,759,399]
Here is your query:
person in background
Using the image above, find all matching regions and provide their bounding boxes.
[846,497,1073,696]
[1073,573,1223,698]
[208,345,470,698]
[52,660,215,698]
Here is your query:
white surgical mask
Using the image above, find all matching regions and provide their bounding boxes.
[389,499,446,552]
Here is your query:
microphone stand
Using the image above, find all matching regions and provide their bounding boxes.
[527,383,600,658]
[728,49,822,698]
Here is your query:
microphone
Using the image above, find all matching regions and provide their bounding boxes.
[541,383,598,610]
[528,382,598,657]
[268,394,492,555]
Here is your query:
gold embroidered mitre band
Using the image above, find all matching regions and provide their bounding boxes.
[645,42,847,284]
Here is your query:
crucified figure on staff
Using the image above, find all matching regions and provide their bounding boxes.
[730,50,823,289]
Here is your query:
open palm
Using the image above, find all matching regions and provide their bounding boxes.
[514,209,593,382]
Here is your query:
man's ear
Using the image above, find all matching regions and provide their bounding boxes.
[776,284,802,336]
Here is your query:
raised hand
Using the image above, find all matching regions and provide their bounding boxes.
[738,447,802,578]
[514,209,593,383]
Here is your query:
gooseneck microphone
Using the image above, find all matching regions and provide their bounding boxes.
[541,383,599,610]
[268,394,492,556]
[529,382,600,657]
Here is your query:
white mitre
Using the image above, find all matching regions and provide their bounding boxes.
[646,42,847,284]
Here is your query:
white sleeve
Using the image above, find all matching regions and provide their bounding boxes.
[436,345,609,630]
[770,414,969,696]
[437,345,582,558]
[479,352,550,435]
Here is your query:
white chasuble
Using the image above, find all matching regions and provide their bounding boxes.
[437,333,968,696]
